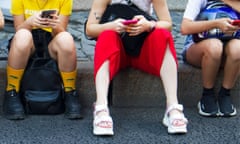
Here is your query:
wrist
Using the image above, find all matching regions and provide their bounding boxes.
[148,21,156,32]
[26,18,33,29]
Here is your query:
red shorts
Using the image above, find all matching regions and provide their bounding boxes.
[94,29,178,81]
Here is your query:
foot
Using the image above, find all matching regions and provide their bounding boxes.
[93,104,114,136]
[162,104,188,134]
[3,90,25,120]
[218,94,237,117]
[64,90,83,119]
[198,95,219,117]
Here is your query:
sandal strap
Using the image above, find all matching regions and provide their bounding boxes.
[94,115,113,124]
[165,104,183,115]
[93,103,110,117]
[170,114,188,123]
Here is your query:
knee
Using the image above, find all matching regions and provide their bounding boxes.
[54,32,75,54]
[225,39,240,61]
[204,39,223,60]
[11,29,33,52]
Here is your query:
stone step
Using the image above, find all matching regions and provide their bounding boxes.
[0,60,239,108]
[73,0,187,11]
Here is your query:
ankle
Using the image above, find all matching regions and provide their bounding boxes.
[202,87,215,97]
[94,104,110,117]
[219,86,231,97]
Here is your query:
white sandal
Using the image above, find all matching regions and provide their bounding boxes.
[93,104,114,135]
[162,104,188,134]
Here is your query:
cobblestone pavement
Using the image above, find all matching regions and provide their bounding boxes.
[0,11,184,61]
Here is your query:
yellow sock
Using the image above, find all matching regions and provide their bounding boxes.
[61,69,77,92]
[6,65,24,92]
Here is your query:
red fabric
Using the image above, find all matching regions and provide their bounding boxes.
[94,29,178,81]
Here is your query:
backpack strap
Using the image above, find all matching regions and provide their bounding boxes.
[31,29,52,59]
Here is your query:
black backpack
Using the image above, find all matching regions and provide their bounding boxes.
[20,51,65,115]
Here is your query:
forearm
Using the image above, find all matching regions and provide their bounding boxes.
[86,22,115,38]
[52,25,66,36]
[14,18,33,32]
[181,19,219,35]
[0,14,4,29]
[52,15,69,36]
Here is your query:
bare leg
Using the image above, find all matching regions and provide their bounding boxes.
[49,32,77,72]
[160,46,178,108]
[95,60,110,106]
[222,39,240,89]
[8,29,33,69]
[186,39,223,88]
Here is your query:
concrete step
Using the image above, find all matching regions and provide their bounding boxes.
[1,60,239,108]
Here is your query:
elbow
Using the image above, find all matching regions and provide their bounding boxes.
[85,27,96,39]
[85,22,94,38]
[85,28,93,38]
[0,21,4,29]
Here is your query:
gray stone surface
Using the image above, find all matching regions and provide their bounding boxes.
[0,107,239,144]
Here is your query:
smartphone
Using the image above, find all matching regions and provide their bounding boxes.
[231,20,240,26]
[41,9,57,19]
[122,19,138,25]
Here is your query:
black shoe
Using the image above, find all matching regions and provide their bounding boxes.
[3,90,25,120]
[198,95,219,117]
[64,90,83,119]
[218,94,237,117]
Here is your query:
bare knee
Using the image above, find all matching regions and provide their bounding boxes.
[203,39,223,60]
[11,29,33,53]
[225,39,240,61]
[53,32,75,54]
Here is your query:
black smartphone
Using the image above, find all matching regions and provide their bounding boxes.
[41,9,57,19]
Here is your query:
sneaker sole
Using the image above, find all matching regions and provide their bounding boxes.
[218,108,237,117]
[197,102,218,117]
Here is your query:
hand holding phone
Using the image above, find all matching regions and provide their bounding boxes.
[41,9,57,19]
[122,19,138,25]
[231,20,240,26]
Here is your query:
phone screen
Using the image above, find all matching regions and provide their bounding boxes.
[41,10,57,19]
